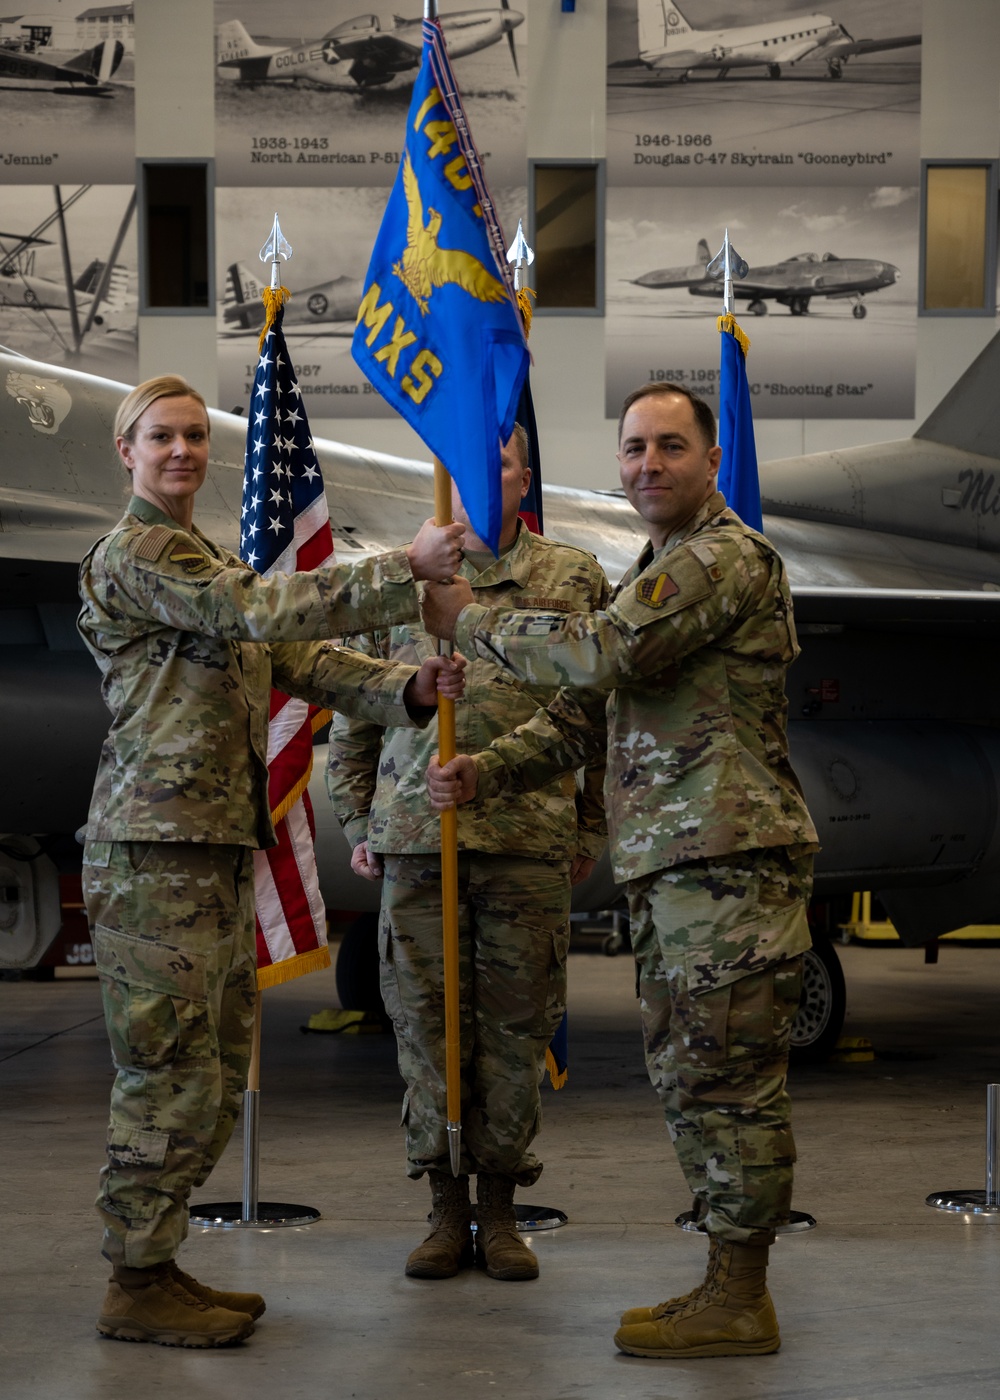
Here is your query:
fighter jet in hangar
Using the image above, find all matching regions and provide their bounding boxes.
[5,335,1000,1057]
[633,248,901,318]
[619,0,920,82]
[216,5,523,90]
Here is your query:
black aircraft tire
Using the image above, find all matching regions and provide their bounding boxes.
[789,936,847,1061]
[853,303,867,319]
[768,63,781,79]
[335,912,384,1016]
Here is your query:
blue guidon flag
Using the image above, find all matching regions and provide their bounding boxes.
[716,313,763,533]
[351,18,529,556]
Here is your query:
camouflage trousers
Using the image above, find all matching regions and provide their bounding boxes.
[627,846,813,1244]
[379,853,571,1185]
[82,841,257,1268]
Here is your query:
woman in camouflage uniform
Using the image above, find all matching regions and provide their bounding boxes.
[79,376,464,1348]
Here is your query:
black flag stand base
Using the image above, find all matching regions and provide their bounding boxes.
[674,1208,816,1236]
[190,1087,321,1230]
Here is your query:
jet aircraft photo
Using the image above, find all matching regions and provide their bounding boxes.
[625,0,920,82]
[216,3,523,89]
[633,244,900,318]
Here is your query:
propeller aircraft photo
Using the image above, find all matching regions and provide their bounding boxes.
[221,260,361,336]
[216,4,523,89]
[0,34,124,91]
[626,0,920,82]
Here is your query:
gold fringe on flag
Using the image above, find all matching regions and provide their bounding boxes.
[257,942,331,991]
[517,285,536,338]
[545,1046,568,1090]
[717,313,750,357]
[257,284,291,354]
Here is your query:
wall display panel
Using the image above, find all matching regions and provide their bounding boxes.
[605,184,916,418]
[607,0,920,187]
[0,4,134,183]
[0,184,137,378]
[214,0,527,188]
[217,184,527,414]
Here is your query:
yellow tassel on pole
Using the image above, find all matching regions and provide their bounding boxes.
[516,285,536,338]
[257,284,291,354]
[717,312,750,357]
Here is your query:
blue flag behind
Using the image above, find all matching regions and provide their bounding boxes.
[351,20,529,555]
[716,315,763,533]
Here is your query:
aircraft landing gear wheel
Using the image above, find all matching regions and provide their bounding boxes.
[749,299,767,316]
[768,63,781,79]
[790,936,847,1061]
[789,296,808,316]
[853,303,867,319]
[828,60,843,79]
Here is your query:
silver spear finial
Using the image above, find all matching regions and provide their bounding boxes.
[259,213,292,291]
[506,218,534,293]
[706,228,749,316]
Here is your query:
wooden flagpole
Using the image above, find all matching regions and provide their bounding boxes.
[433,458,463,1176]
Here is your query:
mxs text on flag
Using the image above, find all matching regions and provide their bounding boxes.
[352,19,528,555]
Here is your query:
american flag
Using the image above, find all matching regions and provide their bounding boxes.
[240,299,333,989]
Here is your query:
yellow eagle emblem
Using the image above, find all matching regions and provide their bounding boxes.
[392,153,507,316]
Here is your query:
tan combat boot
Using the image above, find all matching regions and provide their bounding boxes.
[165,1259,266,1320]
[404,1170,474,1278]
[474,1173,539,1281]
[619,1234,724,1326]
[97,1263,254,1347]
[613,1237,779,1358]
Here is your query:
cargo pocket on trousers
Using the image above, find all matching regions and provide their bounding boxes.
[737,1122,796,1168]
[94,924,210,1070]
[377,915,407,1032]
[106,1123,170,1174]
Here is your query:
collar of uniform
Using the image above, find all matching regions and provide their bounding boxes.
[128,494,177,528]
[656,489,730,558]
[460,518,534,587]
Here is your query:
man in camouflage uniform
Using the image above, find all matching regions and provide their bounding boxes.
[80,377,465,1346]
[423,385,817,1356]
[326,425,609,1282]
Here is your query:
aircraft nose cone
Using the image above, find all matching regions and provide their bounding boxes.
[503,9,525,29]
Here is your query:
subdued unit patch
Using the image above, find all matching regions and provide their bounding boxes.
[635,572,679,609]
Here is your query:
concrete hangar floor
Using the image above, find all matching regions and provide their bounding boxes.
[3,939,998,1399]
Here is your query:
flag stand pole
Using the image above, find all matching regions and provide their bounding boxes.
[191,992,321,1229]
[191,212,325,1231]
[434,457,464,1177]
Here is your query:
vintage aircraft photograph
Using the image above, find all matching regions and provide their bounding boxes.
[618,0,919,82]
[220,259,361,335]
[213,0,527,188]
[606,0,921,187]
[633,243,900,318]
[5,328,1000,1064]
[606,184,916,417]
[0,34,123,92]
[0,186,137,375]
[216,2,523,88]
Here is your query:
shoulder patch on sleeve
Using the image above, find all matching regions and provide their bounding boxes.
[635,572,680,609]
[167,543,210,574]
[127,524,175,563]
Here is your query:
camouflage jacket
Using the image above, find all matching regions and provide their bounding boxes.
[455,493,818,883]
[326,522,609,860]
[78,496,428,848]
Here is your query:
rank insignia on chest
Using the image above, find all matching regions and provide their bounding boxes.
[635,572,679,608]
[168,545,209,574]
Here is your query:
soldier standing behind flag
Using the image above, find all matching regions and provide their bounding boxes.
[78,375,465,1348]
[422,383,818,1356]
[326,423,609,1282]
